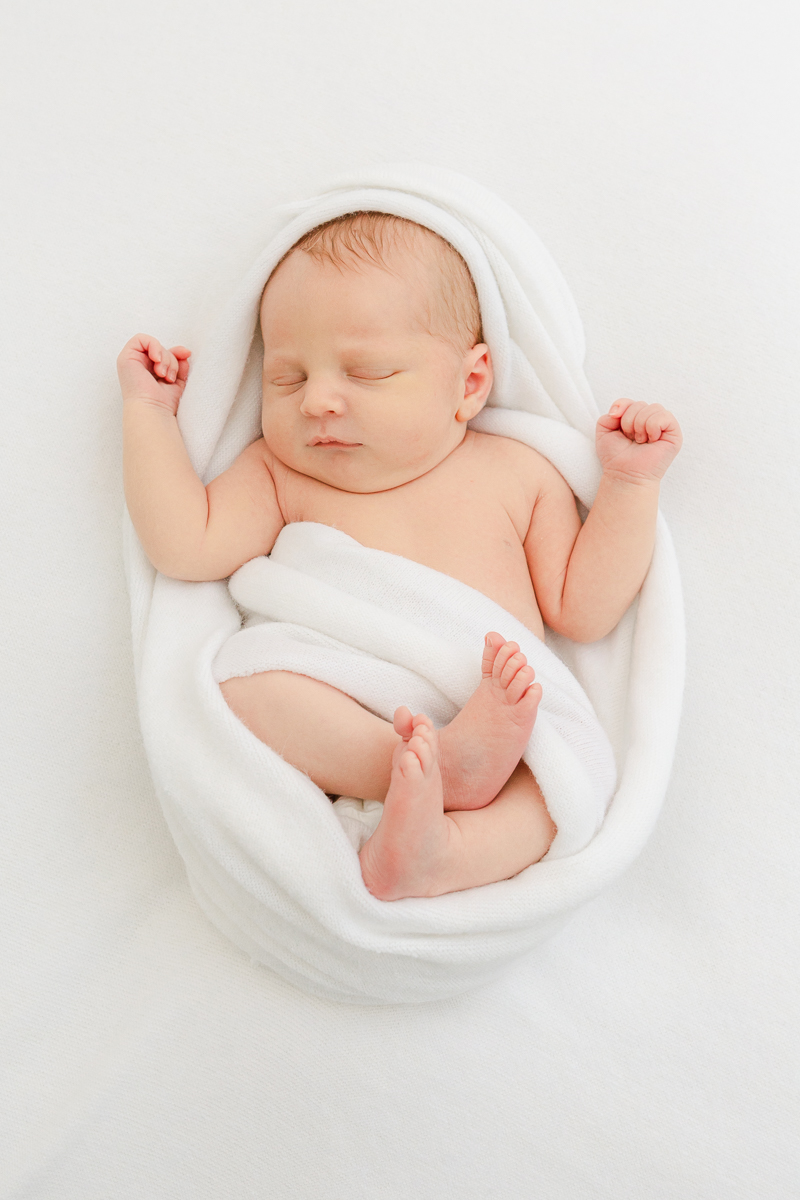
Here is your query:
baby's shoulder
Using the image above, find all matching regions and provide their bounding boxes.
[216,436,281,500]
[237,436,282,484]
[467,430,564,488]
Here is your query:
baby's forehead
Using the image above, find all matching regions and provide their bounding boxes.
[264,213,482,351]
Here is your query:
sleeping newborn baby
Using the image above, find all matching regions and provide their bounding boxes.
[119,213,682,901]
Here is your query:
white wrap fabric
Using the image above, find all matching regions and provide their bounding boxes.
[213,521,617,857]
[123,164,684,1004]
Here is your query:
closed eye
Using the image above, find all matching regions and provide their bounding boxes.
[347,369,399,381]
[269,375,306,387]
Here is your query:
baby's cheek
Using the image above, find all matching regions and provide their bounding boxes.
[381,414,422,453]
[261,409,292,454]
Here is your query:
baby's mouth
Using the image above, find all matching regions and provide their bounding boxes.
[309,436,362,448]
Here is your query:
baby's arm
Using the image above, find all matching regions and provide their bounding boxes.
[525,399,682,642]
[119,334,283,580]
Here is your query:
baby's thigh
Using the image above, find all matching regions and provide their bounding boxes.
[219,671,397,799]
[220,670,338,739]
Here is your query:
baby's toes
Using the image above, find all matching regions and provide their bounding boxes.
[520,679,543,714]
[499,650,528,690]
[393,706,414,739]
[490,640,520,684]
[408,730,435,774]
[391,737,409,771]
[411,711,433,735]
[481,631,507,678]
[398,746,424,780]
[506,663,536,704]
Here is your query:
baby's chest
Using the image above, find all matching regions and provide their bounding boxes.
[279,468,533,597]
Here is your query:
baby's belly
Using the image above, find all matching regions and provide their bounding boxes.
[284,504,546,640]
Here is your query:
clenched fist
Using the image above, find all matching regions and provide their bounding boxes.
[117,334,192,417]
[596,398,682,484]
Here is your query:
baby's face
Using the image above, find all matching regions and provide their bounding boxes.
[259,243,490,493]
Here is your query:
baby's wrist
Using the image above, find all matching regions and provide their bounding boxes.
[123,394,179,418]
[600,467,662,492]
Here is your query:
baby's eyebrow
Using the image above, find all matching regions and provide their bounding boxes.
[263,354,301,367]
[342,335,411,351]
[342,355,399,365]
[340,340,415,363]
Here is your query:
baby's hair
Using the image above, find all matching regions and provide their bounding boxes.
[274,211,483,354]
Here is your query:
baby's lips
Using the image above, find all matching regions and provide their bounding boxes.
[310,436,362,447]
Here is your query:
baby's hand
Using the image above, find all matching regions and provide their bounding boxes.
[117,334,191,417]
[596,399,683,484]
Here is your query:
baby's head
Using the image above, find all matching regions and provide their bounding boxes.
[259,212,492,493]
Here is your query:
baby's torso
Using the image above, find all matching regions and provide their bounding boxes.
[265,431,548,638]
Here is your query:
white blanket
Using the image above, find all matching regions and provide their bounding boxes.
[124,164,684,1004]
[214,521,617,855]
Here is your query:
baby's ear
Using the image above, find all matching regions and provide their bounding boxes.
[456,344,492,422]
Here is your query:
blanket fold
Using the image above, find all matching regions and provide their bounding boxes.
[213,522,618,861]
[124,163,684,1004]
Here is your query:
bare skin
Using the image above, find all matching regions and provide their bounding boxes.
[220,633,555,898]
[119,224,683,899]
[359,720,554,901]
[220,631,542,814]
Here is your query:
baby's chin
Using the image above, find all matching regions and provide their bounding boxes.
[270,443,429,494]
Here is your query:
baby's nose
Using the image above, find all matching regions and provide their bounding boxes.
[299,378,346,417]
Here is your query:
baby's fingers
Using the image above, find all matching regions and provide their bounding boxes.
[619,401,648,440]
[153,348,175,379]
[598,397,634,431]
[154,348,183,382]
[650,406,682,448]
[644,409,670,441]
[631,404,663,443]
[119,332,162,369]
[169,345,192,384]
[597,411,621,431]
[137,335,174,379]
[140,335,165,368]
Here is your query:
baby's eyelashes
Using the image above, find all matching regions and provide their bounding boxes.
[347,369,398,381]
[270,374,306,387]
[266,369,399,386]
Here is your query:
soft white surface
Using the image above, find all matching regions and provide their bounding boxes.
[1,0,798,1194]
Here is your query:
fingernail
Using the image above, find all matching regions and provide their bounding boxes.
[610,404,620,414]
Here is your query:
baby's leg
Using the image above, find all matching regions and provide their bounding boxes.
[220,632,541,809]
[220,671,398,800]
[359,719,555,900]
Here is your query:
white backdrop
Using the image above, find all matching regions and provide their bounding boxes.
[2,1,798,1196]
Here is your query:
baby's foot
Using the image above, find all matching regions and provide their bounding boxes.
[395,633,541,811]
[359,715,457,900]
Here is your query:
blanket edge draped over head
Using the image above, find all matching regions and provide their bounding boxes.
[124,164,685,1004]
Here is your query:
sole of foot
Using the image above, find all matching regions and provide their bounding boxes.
[359,715,458,900]
[393,632,542,812]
